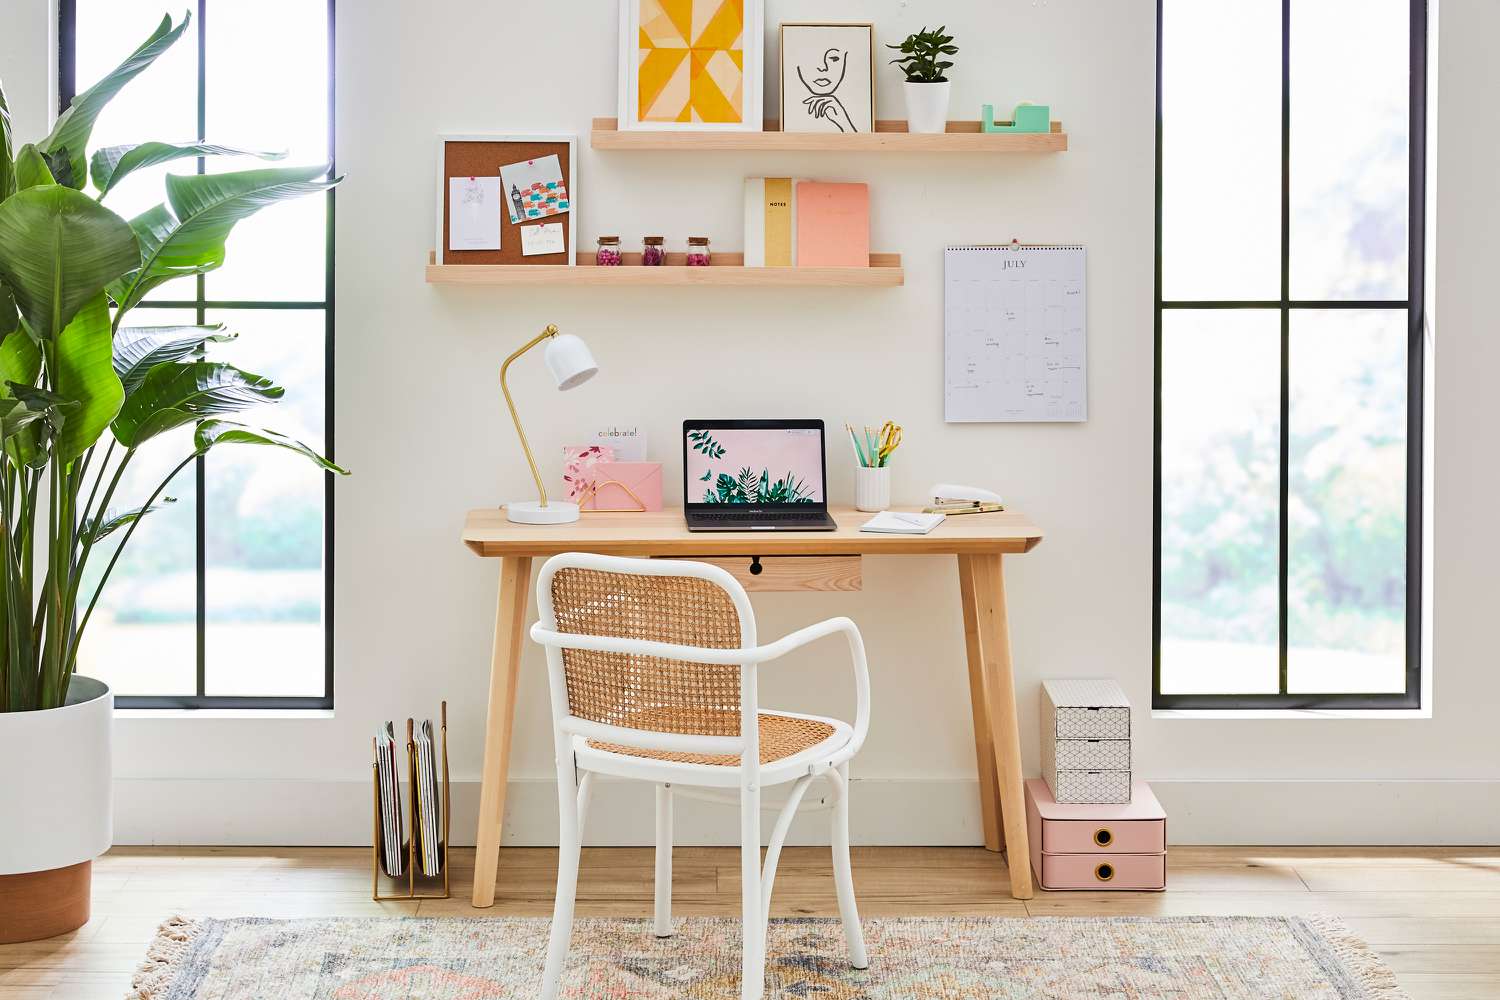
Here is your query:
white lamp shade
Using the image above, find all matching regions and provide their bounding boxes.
[545,333,598,391]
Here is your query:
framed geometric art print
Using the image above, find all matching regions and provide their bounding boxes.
[618,0,764,131]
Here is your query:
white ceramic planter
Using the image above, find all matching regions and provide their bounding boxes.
[0,676,112,878]
[0,676,111,942]
[904,81,952,134]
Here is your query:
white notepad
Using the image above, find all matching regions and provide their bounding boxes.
[860,511,945,535]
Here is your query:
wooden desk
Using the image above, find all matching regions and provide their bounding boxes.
[462,505,1044,905]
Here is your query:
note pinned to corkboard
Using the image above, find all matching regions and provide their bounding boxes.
[436,134,576,266]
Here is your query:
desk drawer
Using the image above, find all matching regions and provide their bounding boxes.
[692,556,862,592]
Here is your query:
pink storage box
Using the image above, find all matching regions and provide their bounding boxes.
[1026,777,1166,891]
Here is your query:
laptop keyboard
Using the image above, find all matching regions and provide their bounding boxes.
[695,510,826,522]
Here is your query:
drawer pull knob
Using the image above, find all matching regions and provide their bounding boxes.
[1093,828,1113,848]
[1094,862,1115,882]
[749,556,763,576]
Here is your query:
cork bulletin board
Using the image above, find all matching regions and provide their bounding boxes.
[435,134,577,266]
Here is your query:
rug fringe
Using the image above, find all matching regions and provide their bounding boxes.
[1303,914,1410,998]
[127,915,201,1000]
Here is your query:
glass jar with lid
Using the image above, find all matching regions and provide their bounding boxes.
[641,236,666,266]
[686,236,711,267]
[595,236,622,266]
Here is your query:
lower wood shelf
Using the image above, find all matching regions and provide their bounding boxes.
[425,251,904,287]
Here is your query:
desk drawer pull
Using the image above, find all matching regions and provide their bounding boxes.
[1094,862,1115,882]
[686,555,862,592]
[1093,827,1113,848]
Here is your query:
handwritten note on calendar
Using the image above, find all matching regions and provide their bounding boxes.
[944,245,1087,422]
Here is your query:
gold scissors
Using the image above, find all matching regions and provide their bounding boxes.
[877,421,902,466]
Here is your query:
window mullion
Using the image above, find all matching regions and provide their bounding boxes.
[1277,0,1292,697]
[194,0,208,700]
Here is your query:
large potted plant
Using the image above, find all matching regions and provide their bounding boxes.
[888,25,959,134]
[0,12,345,942]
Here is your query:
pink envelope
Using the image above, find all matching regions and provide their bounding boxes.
[581,462,662,512]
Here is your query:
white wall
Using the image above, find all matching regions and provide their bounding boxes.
[4,0,1498,847]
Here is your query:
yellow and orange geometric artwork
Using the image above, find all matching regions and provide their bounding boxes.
[637,0,745,124]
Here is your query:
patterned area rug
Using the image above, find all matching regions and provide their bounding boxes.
[130,914,1407,999]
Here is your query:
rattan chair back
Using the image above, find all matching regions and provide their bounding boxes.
[548,565,747,737]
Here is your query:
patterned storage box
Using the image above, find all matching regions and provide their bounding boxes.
[1042,679,1132,803]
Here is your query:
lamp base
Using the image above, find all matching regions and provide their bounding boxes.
[506,501,581,524]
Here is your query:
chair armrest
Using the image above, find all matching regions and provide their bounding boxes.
[529,616,873,753]
[759,617,872,757]
[532,616,854,666]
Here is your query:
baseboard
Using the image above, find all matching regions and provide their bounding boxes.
[111,777,1500,847]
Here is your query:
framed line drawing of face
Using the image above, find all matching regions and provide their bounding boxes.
[618,0,765,132]
[779,22,875,134]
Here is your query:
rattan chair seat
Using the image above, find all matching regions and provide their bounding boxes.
[588,710,837,766]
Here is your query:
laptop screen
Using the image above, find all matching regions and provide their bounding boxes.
[684,421,826,507]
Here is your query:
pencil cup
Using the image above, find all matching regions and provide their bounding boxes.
[855,466,892,512]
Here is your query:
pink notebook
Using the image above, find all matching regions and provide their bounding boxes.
[796,182,870,267]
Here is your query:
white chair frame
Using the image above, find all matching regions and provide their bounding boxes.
[530,552,871,1000]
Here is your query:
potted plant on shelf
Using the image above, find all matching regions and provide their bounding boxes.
[0,12,346,943]
[888,25,959,134]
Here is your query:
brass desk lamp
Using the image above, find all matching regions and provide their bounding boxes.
[500,324,598,524]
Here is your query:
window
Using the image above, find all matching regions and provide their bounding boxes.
[1154,0,1425,709]
[61,0,336,709]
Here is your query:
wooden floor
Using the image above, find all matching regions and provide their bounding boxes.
[3,845,1498,998]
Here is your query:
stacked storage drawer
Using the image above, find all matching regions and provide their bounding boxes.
[1025,778,1167,890]
[1041,678,1131,804]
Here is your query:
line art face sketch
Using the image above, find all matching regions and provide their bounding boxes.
[799,46,854,131]
[780,23,874,134]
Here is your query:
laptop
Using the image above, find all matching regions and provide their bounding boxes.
[683,419,838,531]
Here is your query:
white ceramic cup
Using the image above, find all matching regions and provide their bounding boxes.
[855,466,892,512]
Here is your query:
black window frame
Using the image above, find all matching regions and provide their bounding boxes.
[1153,0,1426,710]
[58,0,337,710]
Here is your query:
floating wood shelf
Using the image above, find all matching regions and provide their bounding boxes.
[590,117,1067,153]
[425,251,904,287]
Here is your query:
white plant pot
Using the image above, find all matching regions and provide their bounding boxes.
[0,676,112,942]
[904,81,952,134]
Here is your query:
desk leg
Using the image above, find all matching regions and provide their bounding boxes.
[957,556,1003,853]
[972,553,1034,900]
[472,555,533,908]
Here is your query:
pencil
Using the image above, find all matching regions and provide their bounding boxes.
[846,423,867,468]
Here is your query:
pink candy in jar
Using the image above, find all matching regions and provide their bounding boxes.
[595,236,622,266]
[686,236,711,267]
[642,236,666,266]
